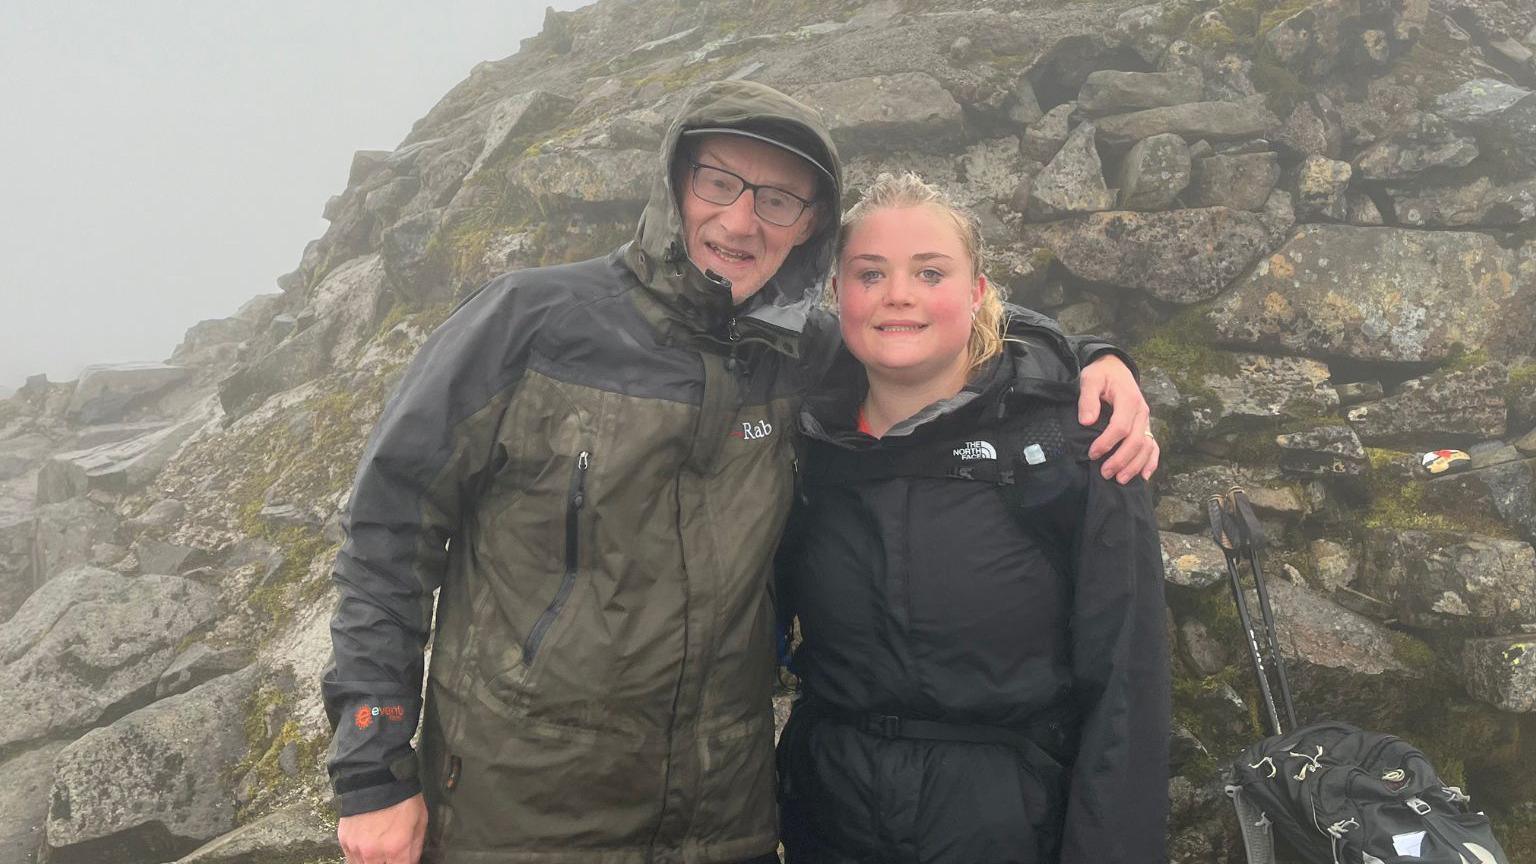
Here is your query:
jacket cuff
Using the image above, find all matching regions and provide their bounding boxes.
[1079,343,1139,382]
[335,776,422,817]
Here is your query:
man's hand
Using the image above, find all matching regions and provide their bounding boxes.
[1078,354,1159,483]
[339,793,427,864]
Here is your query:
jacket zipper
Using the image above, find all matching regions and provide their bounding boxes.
[523,450,590,663]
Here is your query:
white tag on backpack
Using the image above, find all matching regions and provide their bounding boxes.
[1023,444,1045,465]
[1392,830,1426,857]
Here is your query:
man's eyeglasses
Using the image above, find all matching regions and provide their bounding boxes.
[687,161,815,227]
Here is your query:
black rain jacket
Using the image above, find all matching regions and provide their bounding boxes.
[775,315,1170,864]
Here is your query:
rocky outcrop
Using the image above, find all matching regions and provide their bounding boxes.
[0,741,66,864]
[0,567,217,753]
[45,668,260,864]
[1207,226,1535,363]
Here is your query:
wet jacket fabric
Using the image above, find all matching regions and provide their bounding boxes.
[321,80,845,864]
[775,320,1170,864]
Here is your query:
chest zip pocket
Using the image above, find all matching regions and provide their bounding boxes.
[523,450,590,664]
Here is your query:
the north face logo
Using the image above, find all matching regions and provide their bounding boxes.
[731,420,773,440]
[953,441,997,460]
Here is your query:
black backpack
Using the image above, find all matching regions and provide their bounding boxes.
[1227,721,1510,864]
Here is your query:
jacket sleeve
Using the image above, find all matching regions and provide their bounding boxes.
[1059,470,1170,864]
[1001,303,1139,380]
[321,275,551,816]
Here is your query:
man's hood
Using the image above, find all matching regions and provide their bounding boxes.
[623,79,843,354]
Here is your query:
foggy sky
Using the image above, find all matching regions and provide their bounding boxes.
[0,1,591,391]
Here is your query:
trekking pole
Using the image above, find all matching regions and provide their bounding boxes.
[1207,493,1284,737]
[1229,487,1299,732]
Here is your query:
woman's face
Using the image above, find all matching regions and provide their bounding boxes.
[836,205,982,389]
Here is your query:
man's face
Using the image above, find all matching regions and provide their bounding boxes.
[678,134,819,305]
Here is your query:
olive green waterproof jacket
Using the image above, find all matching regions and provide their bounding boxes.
[322,80,844,863]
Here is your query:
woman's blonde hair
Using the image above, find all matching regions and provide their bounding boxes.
[835,172,1006,373]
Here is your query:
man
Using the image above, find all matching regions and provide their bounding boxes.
[324,79,1157,864]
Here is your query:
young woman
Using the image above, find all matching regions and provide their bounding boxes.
[775,174,1169,864]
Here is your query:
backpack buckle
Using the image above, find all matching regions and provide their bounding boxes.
[1407,796,1432,816]
[865,714,902,738]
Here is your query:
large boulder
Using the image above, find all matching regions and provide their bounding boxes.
[36,398,216,504]
[1391,175,1536,228]
[0,567,218,753]
[503,148,654,215]
[1277,426,1367,478]
[1426,456,1536,544]
[1021,102,1073,163]
[30,498,121,586]
[463,89,576,182]
[1162,531,1229,590]
[168,317,255,369]
[1078,68,1203,115]
[1353,111,1478,180]
[1463,637,1536,712]
[1187,153,1279,211]
[1260,578,1425,727]
[1095,98,1279,148]
[1021,206,1278,303]
[1117,133,1191,210]
[1433,78,1532,128]
[1345,363,1507,444]
[173,805,339,864]
[1206,226,1535,363]
[794,72,964,156]
[0,515,38,625]
[45,668,261,864]
[1198,353,1339,432]
[1027,121,1115,218]
[0,741,67,864]
[1393,536,1536,632]
[66,363,191,425]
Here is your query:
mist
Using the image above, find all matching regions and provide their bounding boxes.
[0,1,591,391]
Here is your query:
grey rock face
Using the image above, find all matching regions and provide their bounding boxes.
[795,72,964,156]
[1078,68,1203,115]
[1463,637,1536,712]
[463,90,576,182]
[0,741,67,864]
[1023,207,1275,304]
[1117,133,1191,210]
[1392,536,1536,631]
[1434,78,1532,128]
[1428,456,1536,544]
[169,318,255,369]
[1207,226,1533,363]
[1200,353,1339,430]
[1095,98,1279,148]
[1276,94,1344,158]
[1309,538,1359,593]
[66,363,191,425]
[504,148,654,214]
[1346,364,1507,444]
[0,516,38,625]
[31,498,121,585]
[0,567,218,753]
[1346,191,1383,225]
[1261,0,1360,79]
[1392,176,1536,228]
[1484,93,1536,173]
[36,398,216,504]
[1021,102,1073,163]
[1278,426,1367,478]
[45,668,260,864]
[1177,619,1229,676]
[173,804,339,864]
[1028,122,1115,218]
[1188,153,1280,211]
[1161,531,1228,590]
[380,208,446,301]
[1353,111,1479,180]
[1292,155,1353,222]
[156,642,252,700]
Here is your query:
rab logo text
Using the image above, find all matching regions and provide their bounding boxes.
[730,419,773,440]
[953,441,997,461]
